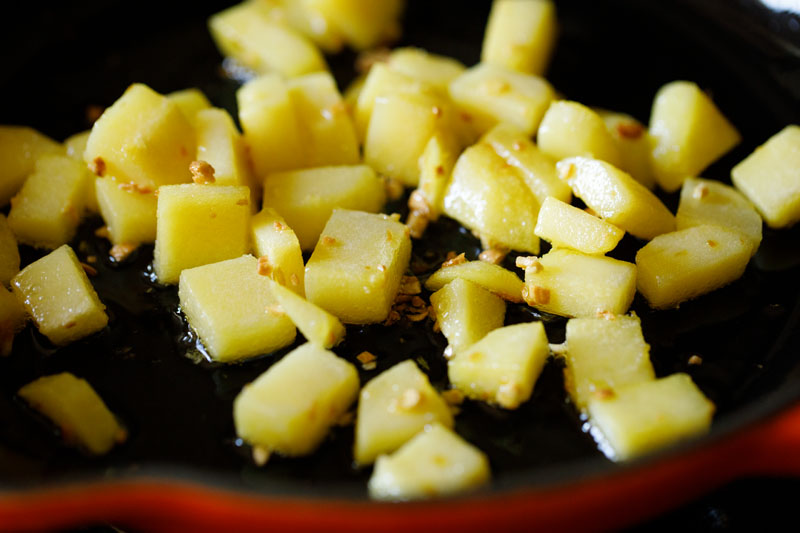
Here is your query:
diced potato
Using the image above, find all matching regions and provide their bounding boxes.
[430,278,506,355]
[537,101,621,167]
[387,47,466,93]
[270,280,345,349]
[354,360,453,465]
[306,0,404,51]
[95,177,158,245]
[731,125,800,228]
[425,260,524,303]
[534,196,624,255]
[449,63,556,136]
[450,322,549,409]
[209,2,326,77]
[251,208,305,295]
[677,177,762,256]
[649,81,741,192]
[557,157,675,240]
[481,0,557,76]
[0,125,64,207]
[263,0,345,53]
[369,423,490,500]
[64,131,99,213]
[415,132,460,220]
[343,74,366,115]
[481,123,571,205]
[263,165,385,250]
[195,108,253,189]
[523,248,637,317]
[635,225,751,310]
[305,210,411,324]
[18,373,125,455]
[167,88,212,126]
[563,315,655,412]
[588,373,714,461]
[85,83,195,189]
[11,245,108,346]
[443,144,540,254]
[598,110,656,189]
[154,184,251,285]
[0,286,26,356]
[234,342,359,456]
[8,154,91,249]
[0,214,20,286]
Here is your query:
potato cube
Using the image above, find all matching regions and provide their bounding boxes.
[11,245,108,346]
[649,81,741,192]
[195,108,253,189]
[64,131,98,214]
[8,154,91,249]
[635,225,751,310]
[450,322,549,409]
[167,88,211,126]
[588,373,714,461]
[449,63,555,135]
[265,0,345,53]
[354,360,453,465]
[234,342,359,456]
[537,101,621,167]
[443,144,540,254]
[481,123,571,205]
[534,196,624,255]
[415,132,460,220]
[598,110,656,189]
[731,125,800,228]
[425,260,524,303]
[305,210,411,324]
[677,177,762,256]
[18,373,125,455]
[0,126,63,206]
[387,47,466,93]
[0,214,20,286]
[482,0,557,76]
[430,278,506,355]
[263,165,386,251]
[369,423,490,501]
[251,208,305,295]
[85,83,195,189]
[0,286,26,356]
[557,157,675,240]
[154,184,251,285]
[179,255,296,362]
[523,248,637,317]
[270,279,345,349]
[306,0,404,50]
[209,2,326,77]
[95,177,158,245]
[564,315,655,412]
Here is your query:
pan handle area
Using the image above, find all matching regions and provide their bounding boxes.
[738,402,800,476]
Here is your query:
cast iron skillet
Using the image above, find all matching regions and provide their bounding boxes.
[1,0,800,530]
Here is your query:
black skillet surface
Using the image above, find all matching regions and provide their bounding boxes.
[1,0,800,508]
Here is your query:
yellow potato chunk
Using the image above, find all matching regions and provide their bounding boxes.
[449,63,556,136]
[443,144,540,254]
[64,131,98,214]
[270,280,345,349]
[85,83,195,189]
[415,132,460,220]
[563,315,655,412]
[450,321,549,409]
[0,125,64,206]
[195,108,253,189]
[649,80,741,192]
[95,177,158,245]
[262,165,386,251]
[8,154,91,249]
[154,184,251,285]
[523,248,637,318]
[598,110,656,189]
[635,225,751,310]
[557,157,675,240]
[0,286,26,356]
[677,177,762,256]
[209,2,326,77]
[731,125,800,228]
[534,196,624,255]
[167,88,212,126]
[18,373,125,455]
[262,0,345,53]
[481,123,571,205]
[482,0,557,76]
[305,210,411,324]
[11,245,108,346]
[0,214,20,286]
[430,278,506,355]
[234,342,359,456]
[426,260,524,303]
[537,101,621,167]
[369,423,490,501]
[179,255,296,362]
[354,360,453,465]
[387,47,466,93]
[306,0,404,51]
[251,208,305,295]
[588,373,714,461]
